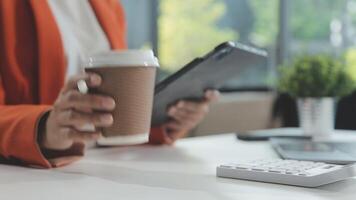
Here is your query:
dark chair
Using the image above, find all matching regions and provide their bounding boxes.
[335,91,356,130]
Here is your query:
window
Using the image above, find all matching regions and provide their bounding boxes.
[288,0,346,56]
[158,0,237,71]
[158,0,278,88]
[121,0,356,89]
[288,0,356,81]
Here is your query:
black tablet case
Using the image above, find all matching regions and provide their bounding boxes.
[152,42,267,126]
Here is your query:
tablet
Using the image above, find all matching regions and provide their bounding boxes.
[152,41,267,126]
[270,138,356,164]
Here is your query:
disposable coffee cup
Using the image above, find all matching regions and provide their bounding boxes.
[83,50,159,146]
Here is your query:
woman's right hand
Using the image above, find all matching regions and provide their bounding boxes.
[39,73,116,150]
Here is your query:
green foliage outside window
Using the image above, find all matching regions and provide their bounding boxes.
[158,0,237,72]
[289,0,345,41]
[248,0,278,46]
[158,0,356,88]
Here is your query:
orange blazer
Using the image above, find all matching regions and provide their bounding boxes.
[0,0,166,168]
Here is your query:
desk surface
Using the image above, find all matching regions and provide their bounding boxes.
[1,128,356,200]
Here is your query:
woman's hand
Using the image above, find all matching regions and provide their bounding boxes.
[39,73,115,150]
[162,90,220,144]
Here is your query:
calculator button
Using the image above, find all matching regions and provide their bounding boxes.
[285,170,299,174]
[220,165,233,168]
[235,164,252,168]
[251,167,266,171]
[268,170,282,173]
[322,165,335,169]
[235,166,248,170]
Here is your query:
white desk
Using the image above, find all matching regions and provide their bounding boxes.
[1,129,356,200]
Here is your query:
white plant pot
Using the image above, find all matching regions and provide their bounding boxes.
[297,97,335,139]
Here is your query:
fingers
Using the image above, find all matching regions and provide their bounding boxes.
[165,90,219,135]
[62,73,102,93]
[173,101,209,114]
[168,106,202,122]
[167,107,199,131]
[55,90,115,111]
[168,89,219,114]
[165,121,185,131]
[204,90,220,102]
[43,73,109,150]
[61,127,102,142]
[56,110,113,127]
[164,121,190,141]
[55,73,115,112]
[167,100,210,130]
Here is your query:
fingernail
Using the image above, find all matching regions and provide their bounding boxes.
[91,133,100,139]
[101,114,113,124]
[169,107,177,115]
[206,90,214,97]
[214,90,220,97]
[178,101,184,108]
[103,98,116,109]
[206,90,220,100]
[90,74,101,85]
[93,132,103,139]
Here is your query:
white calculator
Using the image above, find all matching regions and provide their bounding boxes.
[217,159,356,187]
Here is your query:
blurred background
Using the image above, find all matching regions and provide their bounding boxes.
[120,0,356,136]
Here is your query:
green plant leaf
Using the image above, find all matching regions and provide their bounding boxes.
[277,55,356,97]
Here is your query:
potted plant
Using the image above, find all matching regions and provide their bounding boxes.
[278,54,356,138]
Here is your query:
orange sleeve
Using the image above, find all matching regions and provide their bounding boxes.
[0,76,84,168]
[0,0,87,168]
[0,105,85,168]
[0,105,51,168]
[149,126,169,145]
[149,126,188,145]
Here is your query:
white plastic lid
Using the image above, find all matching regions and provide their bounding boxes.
[85,50,159,68]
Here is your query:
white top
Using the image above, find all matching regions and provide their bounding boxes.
[1,129,356,200]
[47,0,111,78]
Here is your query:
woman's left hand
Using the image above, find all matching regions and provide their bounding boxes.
[162,90,220,144]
